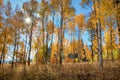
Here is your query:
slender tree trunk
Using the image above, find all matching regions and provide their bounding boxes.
[15,29,19,66]
[72,33,75,63]
[59,0,63,65]
[49,15,55,64]
[78,31,80,62]
[28,17,34,66]
[46,23,49,64]
[0,54,3,68]
[0,54,2,66]
[73,36,76,63]
[78,30,82,62]
[24,33,27,65]
[110,25,114,62]
[71,31,73,59]
[84,49,86,61]
[93,0,100,62]
[107,49,109,61]
[36,25,40,66]
[91,45,94,62]
[15,44,18,66]
[36,39,39,66]
[118,21,120,59]
[96,23,99,62]
[56,30,60,64]
[91,30,94,62]
[1,28,6,68]
[42,15,45,64]
[2,54,5,68]
[12,29,17,69]
[98,18,103,67]
[93,0,103,67]
[23,47,26,65]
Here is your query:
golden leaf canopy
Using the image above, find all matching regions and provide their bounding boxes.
[74,14,85,29]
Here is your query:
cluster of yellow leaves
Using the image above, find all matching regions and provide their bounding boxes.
[104,28,117,50]
[68,21,75,32]
[48,20,54,34]
[84,45,91,60]
[87,12,97,29]
[51,43,58,58]
[66,40,82,54]
[74,14,85,30]
[92,37,98,54]
[100,0,116,18]
[0,22,3,28]
[50,0,60,10]
[0,0,3,6]
[30,0,38,11]
[39,0,50,17]
[63,7,75,19]
[23,0,38,16]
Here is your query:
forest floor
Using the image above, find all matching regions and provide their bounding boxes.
[0,61,120,80]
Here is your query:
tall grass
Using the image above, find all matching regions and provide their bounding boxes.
[0,61,120,80]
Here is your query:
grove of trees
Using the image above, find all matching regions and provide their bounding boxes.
[0,0,120,69]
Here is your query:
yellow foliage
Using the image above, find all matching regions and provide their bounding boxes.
[104,27,117,50]
[0,22,3,28]
[63,6,75,18]
[68,21,75,32]
[48,20,54,34]
[74,14,85,29]
[50,0,60,10]
[0,0,3,6]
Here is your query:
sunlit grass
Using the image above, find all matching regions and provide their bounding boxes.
[0,61,120,80]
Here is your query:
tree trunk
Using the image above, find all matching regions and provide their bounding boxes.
[16,40,18,66]
[2,30,6,68]
[73,33,75,63]
[49,15,55,64]
[15,29,19,66]
[12,29,17,69]
[107,49,109,61]
[46,22,49,64]
[0,28,7,68]
[110,25,114,62]
[36,26,40,68]
[91,30,94,62]
[24,33,28,65]
[98,18,103,67]
[91,45,94,62]
[96,23,99,62]
[42,15,45,64]
[59,0,63,65]
[28,17,34,66]
[0,54,2,66]
[78,30,82,62]
[56,30,60,64]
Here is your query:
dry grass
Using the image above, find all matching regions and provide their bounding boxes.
[0,61,120,80]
